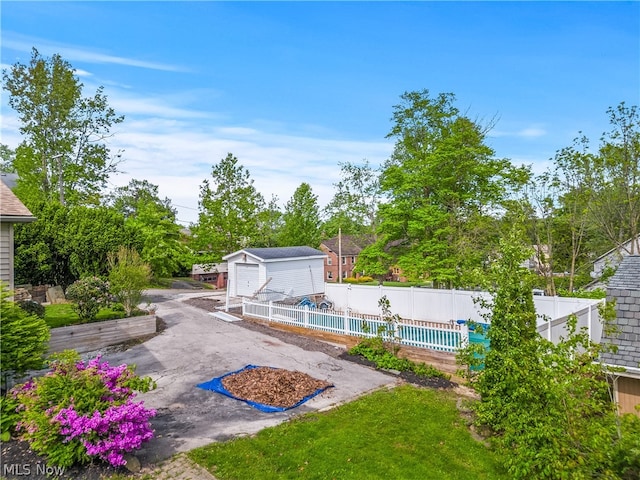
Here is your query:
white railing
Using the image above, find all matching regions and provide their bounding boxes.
[323,283,605,343]
[242,298,466,353]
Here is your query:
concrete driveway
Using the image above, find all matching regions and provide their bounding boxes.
[101,289,397,466]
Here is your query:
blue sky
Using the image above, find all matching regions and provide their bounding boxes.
[1,1,639,225]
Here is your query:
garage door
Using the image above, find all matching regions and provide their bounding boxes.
[236,264,259,296]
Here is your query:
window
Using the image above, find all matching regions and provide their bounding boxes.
[327,271,333,280]
[327,257,332,265]
[342,271,348,279]
[351,256,356,264]
[342,256,347,265]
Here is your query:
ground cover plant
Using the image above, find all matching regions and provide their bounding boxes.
[348,337,448,380]
[3,351,156,468]
[188,385,507,480]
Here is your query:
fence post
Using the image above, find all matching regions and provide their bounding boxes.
[242,297,246,317]
[304,305,309,329]
[344,309,350,335]
[459,322,469,350]
[269,301,273,322]
[587,305,594,343]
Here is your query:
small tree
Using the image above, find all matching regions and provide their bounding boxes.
[0,284,50,391]
[108,246,151,317]
[465,225,640,479]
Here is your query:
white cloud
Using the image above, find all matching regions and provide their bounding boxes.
[107,123,392,225]
[3,33,188,72]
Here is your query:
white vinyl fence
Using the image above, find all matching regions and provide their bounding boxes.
[323,283,605,344]
[242,299,466,353]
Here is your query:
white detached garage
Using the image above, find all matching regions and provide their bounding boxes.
[223,246,326,299]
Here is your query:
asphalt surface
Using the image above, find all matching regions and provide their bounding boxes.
[101,289,397,467]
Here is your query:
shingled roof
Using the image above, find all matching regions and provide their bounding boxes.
[0,180,34,222]
[320,234,374,256]
[600,255,640,370]
[224,246,326,262]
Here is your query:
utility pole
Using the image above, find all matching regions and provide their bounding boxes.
[338,227,342,283]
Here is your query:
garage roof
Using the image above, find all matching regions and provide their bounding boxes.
[224,246,326,262]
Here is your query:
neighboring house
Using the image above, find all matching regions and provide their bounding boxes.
[191,262,228,289]
[521,244,552,275]
[600,255,640,417]
[591,234,640,280]
[0,179,35,291]
[319,234,373,282]
[223,246,326,299]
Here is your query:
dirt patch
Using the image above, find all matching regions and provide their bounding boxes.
[222,367,333,409]
[183,296,222,310]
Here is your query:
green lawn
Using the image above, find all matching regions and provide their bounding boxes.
[44,303,128,328]
[188,385,506,480]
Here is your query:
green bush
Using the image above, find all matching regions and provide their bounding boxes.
[343,276,375,284]
[108,246,151,317]
[65,276,111,322]
[0,284,50,392]
[349,337,449,379]
[17,299,45,318]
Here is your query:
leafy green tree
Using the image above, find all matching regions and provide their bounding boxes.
[465,225,639,479]
[549,135,598,291]
[108,246,151,316]
[0,284,50,391]
[591,102,640,254]
[14,203,134,287]
[107,179,187,278]
[2,48,123,207]
[0,144,16,172]
[255,195,283,247]
[192,153,265,259]
[364,90,528,287]
[279,182,321,247]
[323,160,380,238]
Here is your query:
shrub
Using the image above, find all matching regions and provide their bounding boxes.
[0,284,50,392]
[9,351,156,468]
[65,276,111,322]
[108,246,151,317]
[17,299,46,318]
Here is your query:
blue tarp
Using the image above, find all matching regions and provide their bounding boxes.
[196,364,334,413]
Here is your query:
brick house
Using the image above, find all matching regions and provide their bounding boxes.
[600,255,640,417]
[191,262,228,289]
[319,235,373,282]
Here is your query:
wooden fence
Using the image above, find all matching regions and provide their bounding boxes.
[48,315,157,354]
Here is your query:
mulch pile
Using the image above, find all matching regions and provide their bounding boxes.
[222,367,332,409]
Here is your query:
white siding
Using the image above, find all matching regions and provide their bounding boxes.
[265,258,325,298]
[0,223,13,290]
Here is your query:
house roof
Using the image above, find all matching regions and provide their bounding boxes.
[223,246,326,262]
[0,180,35,223]
[192,262,228,275]
[600,255,640,371]
[593,234,640,263]
[320,234,374,256]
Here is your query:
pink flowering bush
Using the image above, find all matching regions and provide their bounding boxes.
[9,350,156,468]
